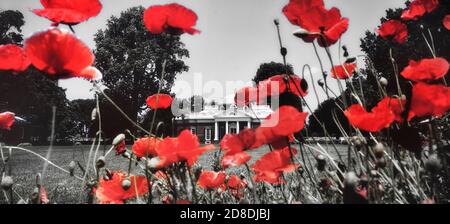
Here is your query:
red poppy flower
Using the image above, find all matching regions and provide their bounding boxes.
[155,130,215,168]
[377,97,413,122]
[197,171,226,190]
[377,20,408,44]
[283,0,349,47]
[401,57,449,82]
[95,171,148,204]
[220,128,257,156]
[0,112,15,130]
[254,106,308,148]
[0,44,30,73]
[444,15,450,30]
[115,141,126,155]
[344,102,395,132]
[144,3,200,35]
[251,147,300,184]
[227,175,247,190]
[401,0,439,21]
[410,83,450,118]
[222,152,252,168]
[331,63,357,79]
[33,0,102,25]
[146,94,173,110]
[235,86,259,106]
[24,28,95,79]
[132,137,161,158]
[257,74,308,101]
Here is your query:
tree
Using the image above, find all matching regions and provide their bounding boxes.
[0,10,24,45]
[308,98,349,137]
[68,99,96,139]
[252,61,294,84]
[360,0,450,96]
[0,10,72,145]
[94,6,190,137]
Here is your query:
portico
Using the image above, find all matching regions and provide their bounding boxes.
[174,104,272,144]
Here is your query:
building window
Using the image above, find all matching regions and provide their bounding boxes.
[190,127,196,135]
[230,127,237,134]
[205,128,212,140]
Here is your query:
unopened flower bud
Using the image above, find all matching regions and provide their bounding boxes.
[344,172,358,189]
[69,161,76,176]
[112,134,126,146]
[96,156,106,169]
[376,158,387,169]
[318,79,324,87]
[379,77,388,86]
[122,178,131,190]
[147,157,161,170]
[316,154,326,171]
[425,154,442,174]
[373,143,385,159]
[1,176,13,190]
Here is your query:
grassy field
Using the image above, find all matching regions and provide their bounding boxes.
[0,143,348,204]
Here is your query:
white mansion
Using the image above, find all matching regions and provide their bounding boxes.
[173,104,273,144]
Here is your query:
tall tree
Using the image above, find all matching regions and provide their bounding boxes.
[0,10,24,45]
[94,6,189,137]
[252,61,294,84]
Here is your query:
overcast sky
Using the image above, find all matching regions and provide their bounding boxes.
[3,0,408,110]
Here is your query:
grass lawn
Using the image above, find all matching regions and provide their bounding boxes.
[0,143,347,204]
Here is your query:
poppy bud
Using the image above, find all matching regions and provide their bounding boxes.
[318,79,324,87]
[31,186,40,204]
[425,154,442,174]
[351,136,362,149]
[147,157,161,170]
[122,178,131,190]
[91,108,97,121]
[1,176,13,190]
[315,154,326,171]
[369,170,379,178]
[122,151,131,159]
[373,143,385,159]
[376,158,387,169]
[96,156,106,169]
[379,77,388,86]
[293,28,315,39]
[69,161,76,176]
[35,173,42,186]
[273,19,279,25]
[112,134,126,146]
[344,172,358,189]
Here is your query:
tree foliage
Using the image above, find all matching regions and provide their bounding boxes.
[94,6,190,137]
[252,61,294,84]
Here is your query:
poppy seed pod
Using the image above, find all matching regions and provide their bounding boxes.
[95,156,106,169]
[379,77,388,86]
[69,161,76,176]
[274,19,280,25]
[1,176,13,190]
[425,154,442,174]
[344,172,358,190]
[122,178,131,191]
[112,134,125,146]
[376,158,387,169]
[373,143,385,159]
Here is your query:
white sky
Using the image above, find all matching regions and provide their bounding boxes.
[2,0,408,110]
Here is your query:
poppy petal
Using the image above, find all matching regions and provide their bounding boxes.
[146,94,173,110]
[33,0,102,24]
[0,44,30,73]
[401,57,449,82]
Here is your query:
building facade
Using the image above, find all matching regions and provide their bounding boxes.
[173,104,273,144]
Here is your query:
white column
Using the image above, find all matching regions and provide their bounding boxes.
[247,121,251,129]
[214,122,219,141]
[236,121,240,134]
[225,121,229,134]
